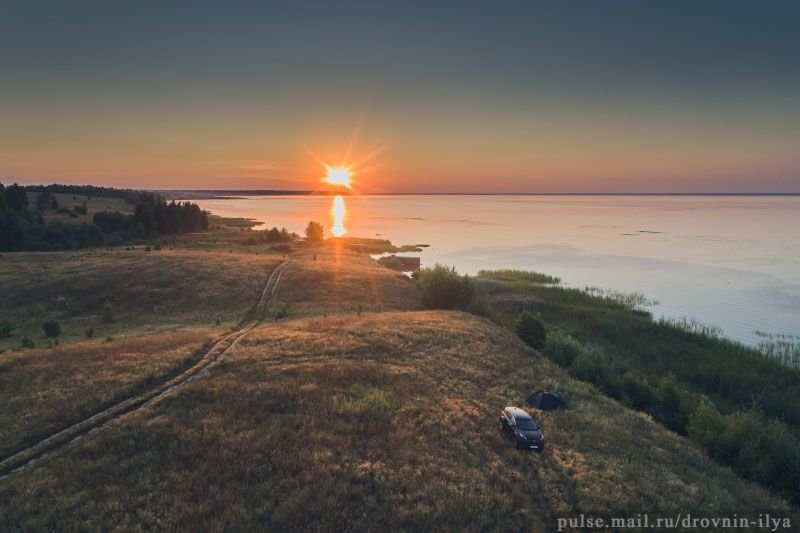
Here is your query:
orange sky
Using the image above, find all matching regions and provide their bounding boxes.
[2,2,799,193]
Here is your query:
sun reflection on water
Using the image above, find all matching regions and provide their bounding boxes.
[331,195,347,237]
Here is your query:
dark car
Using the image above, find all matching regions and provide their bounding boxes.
[499,406,545,451]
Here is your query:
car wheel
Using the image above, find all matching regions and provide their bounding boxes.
[535,446,545,454]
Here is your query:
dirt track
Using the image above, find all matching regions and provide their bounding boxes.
[0,259,291,479]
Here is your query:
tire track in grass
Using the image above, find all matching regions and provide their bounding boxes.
[0,259,291,480]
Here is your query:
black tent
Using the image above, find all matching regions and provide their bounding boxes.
[526,390,566,410]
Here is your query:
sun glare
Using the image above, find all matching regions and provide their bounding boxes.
[322,165,353,188]
[331,195,347,237]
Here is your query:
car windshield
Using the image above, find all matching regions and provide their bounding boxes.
[516,418,537,430]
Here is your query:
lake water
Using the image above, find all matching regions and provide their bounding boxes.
[194,195,800,346]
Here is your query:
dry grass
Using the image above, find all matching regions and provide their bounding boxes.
[31,193,132,225]
[0,249,284,350]
[0,312,791,530]
[275,244,420,317]
[0,329,220,457]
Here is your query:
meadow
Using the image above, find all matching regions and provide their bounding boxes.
[0,311,791,530]
[0,249,284,350]
[1,212,798,528]
[0,239,796,530]
[0,329,219,458]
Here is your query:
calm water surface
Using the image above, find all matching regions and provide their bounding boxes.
[195,195,800,346]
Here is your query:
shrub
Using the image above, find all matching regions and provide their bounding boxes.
[417,264,475,310]
[543,330,584,367]
[85,327,94,338]
[21,337,35,349]
[619,371,657,411]
[377,256,404,271]
[0,321,13,339]
[686,403,800,501]
[42,321,61,338]
[515,311,546,350]
[102,301,115,323]
[569,351,606,384]
[273,302,290,321]
[687,399,726,453]
[466,290,493,318]
[655,374,695,432]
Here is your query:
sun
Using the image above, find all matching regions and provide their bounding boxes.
[322,165,353,188]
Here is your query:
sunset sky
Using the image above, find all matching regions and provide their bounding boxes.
[2,1,799,193]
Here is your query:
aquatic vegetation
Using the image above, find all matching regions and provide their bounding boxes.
[756,333,800,368]
[582,286,658,311]
[658,316,723,339]
[477,269,561,285]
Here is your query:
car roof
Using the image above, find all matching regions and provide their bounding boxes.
[504,407,532,419]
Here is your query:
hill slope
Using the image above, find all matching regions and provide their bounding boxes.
[0,310,791,530]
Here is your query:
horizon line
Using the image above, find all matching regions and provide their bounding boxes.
[160,189,800,197]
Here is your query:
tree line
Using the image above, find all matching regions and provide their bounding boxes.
[1,183,208,251]
[23,183,141,204]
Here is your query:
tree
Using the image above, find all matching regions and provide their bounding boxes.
[3,183,28,211]
[305,221,324,241]
[0,211,25,251]
[515,310,546,349]
[93,211,128,233]
[266,227,282,242]
[36,188,52,211]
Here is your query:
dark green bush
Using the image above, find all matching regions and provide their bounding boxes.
[42,321,61,338]
[417,264,475,311]
[102,301,115,323]
[569,351,607,384]
[0,321,13,339]
[273,302,290,321]
[85,327,94,338]
[515,310,546,350]
[21,337,35,349]
[688,401,800,501]
[655,374,696,432]
[543,330,584,366]
[687,399,730,457]
[619,371,657,411]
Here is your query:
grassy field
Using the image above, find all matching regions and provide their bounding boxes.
[0,329,220,458]
[276,245,420,317]
[1,217,797,529]
[26,192,132,225]
[0,311,791,529]
[0,249,285,350]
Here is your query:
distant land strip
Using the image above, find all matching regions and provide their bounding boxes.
[160,190,800,199]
